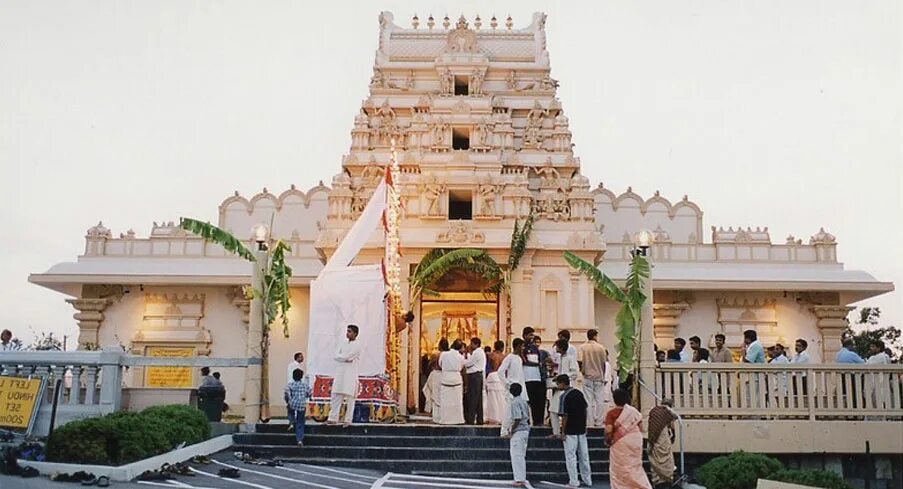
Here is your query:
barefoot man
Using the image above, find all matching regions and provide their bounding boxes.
[328,324,362,427]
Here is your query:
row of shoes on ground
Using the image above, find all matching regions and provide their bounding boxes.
[232,451,283,467]
[218,467,240,478]
[49,471,110,486]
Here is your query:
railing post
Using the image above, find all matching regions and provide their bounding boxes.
[98,347,123,412]
[807,366,816,420]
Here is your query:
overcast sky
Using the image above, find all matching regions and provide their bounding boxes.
[1,0,900,347]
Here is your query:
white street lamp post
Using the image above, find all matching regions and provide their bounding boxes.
[243,224,269,424]
[634,229,656,418]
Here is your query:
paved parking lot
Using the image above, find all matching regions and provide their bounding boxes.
[0,450,613,489]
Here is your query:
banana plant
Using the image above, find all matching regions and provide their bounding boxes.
[563,250,650,382]
[180,217,293,418]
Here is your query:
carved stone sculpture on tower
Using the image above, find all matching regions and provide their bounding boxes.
[438,68,453,95]
[477,182,499,217]
[422,177,446,216]
[470,69,485,95]
[374,100,398,143]
[524,101,547,149]
[431,119,450,150]
[535,158,561,188]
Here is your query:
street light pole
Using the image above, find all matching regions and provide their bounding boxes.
[243,224,268,424]
[634,230,656,419]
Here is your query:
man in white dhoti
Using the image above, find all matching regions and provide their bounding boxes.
[498,338,528,436]
[438,339,466,424]
[423,338,448,421]
[327,324,362,427]
[485,340,507,424]
[550,339,579,437]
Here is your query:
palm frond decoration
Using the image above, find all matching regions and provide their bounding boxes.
[264,240,293,338]
[564,250,650,381]
[507,212,534,272]
[410,248,493,301]
[179,218,256,262]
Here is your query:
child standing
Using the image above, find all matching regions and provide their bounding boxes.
[506,383,531,487]
[283,368,312,446]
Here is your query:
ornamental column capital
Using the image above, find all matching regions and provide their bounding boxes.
[66,298,113,349]
[653,302,690,350]
[809,305,854,362]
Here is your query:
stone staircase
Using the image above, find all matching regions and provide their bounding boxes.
[234,423,614,482]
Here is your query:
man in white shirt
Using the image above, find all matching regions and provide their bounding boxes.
[791,338,811,397]
[286,351,304,387]
[0,329,15,351]
[438,339,466,425]
[498,338,527,436]
[867,340,891,365]
[866,340,891,413]
[769,344,790,396]
[327,324,363,427]
[674,337,691,363]
[463,337,487,425]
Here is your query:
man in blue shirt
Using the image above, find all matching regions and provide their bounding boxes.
[743,330,766,363]
[284,368,312,446]
[836,338,865,364]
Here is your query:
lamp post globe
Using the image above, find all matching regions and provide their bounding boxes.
[633,229,654,256]
[252,223,269,251]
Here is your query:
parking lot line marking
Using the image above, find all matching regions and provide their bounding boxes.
[275,465,371,485]
[377,479,510,489]
[370,472,392,489]
[211,461,340,489]
[388,474,514,485]
[290,462,379,481]
[538,481,571,488]
[137,482,217,489]
[189,467,275,489]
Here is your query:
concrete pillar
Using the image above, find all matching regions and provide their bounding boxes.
[811,305,855,361]
[66,298,112,349]
[243,249,267,424]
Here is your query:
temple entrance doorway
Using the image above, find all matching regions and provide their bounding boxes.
[416,269,499,413]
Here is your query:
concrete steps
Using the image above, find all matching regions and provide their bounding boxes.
[235,423,616,482]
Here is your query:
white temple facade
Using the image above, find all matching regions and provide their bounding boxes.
[29,12,893,416]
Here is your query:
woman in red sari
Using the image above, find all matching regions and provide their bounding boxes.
[605,388,652,489]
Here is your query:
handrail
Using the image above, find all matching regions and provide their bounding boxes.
[638,378,686,480]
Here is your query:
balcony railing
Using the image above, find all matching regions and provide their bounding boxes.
[656,363,903,420]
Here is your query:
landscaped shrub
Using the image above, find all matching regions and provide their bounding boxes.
[140,404,210,447]
[106,411,171,465]
[696,451,785,489]
[45,417,111,465]
[770,469,854,489]
[46,405,210,465]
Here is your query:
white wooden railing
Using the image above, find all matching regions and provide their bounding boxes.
[656,363,903,420]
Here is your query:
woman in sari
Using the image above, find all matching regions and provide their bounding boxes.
[606,388,652,489]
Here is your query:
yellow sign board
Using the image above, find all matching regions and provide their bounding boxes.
[0,376,45,431]
[146,347,195,388]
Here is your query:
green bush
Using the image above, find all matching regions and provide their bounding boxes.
[46,405,210,465]
[696,451,785,489]
[141,404,211,447]
[45,417,112,465]
[770,469,854,489]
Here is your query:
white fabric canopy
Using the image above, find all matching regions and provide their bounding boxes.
[306,179,388,378]
[307,264,386,377]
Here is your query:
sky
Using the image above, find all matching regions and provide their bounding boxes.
[1,0,900,348]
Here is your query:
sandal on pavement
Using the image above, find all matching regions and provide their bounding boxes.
[218,467,241,478]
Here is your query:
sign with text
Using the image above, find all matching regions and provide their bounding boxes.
[145,347,195,388]
[0,376,46,432]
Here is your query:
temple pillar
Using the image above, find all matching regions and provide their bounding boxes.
[638,268,656,420]
[66,298,112,349]
[653,303,690,350]
[811,305,855,361]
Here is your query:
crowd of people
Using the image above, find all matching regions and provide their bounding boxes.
[655,330,894,366]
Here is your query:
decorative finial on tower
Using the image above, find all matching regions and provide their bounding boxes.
[427,14,435,30]
[290,183,296,190]
[505,14,513,30]
[474,15,482,30]
[412,13,419,29]
[490,15,498,30]
[233,190,240,196]
[443,15,450,30]
[262,187,269,194]
[456,14,467,30]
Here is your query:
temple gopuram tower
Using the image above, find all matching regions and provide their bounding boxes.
[316,13,603,412]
